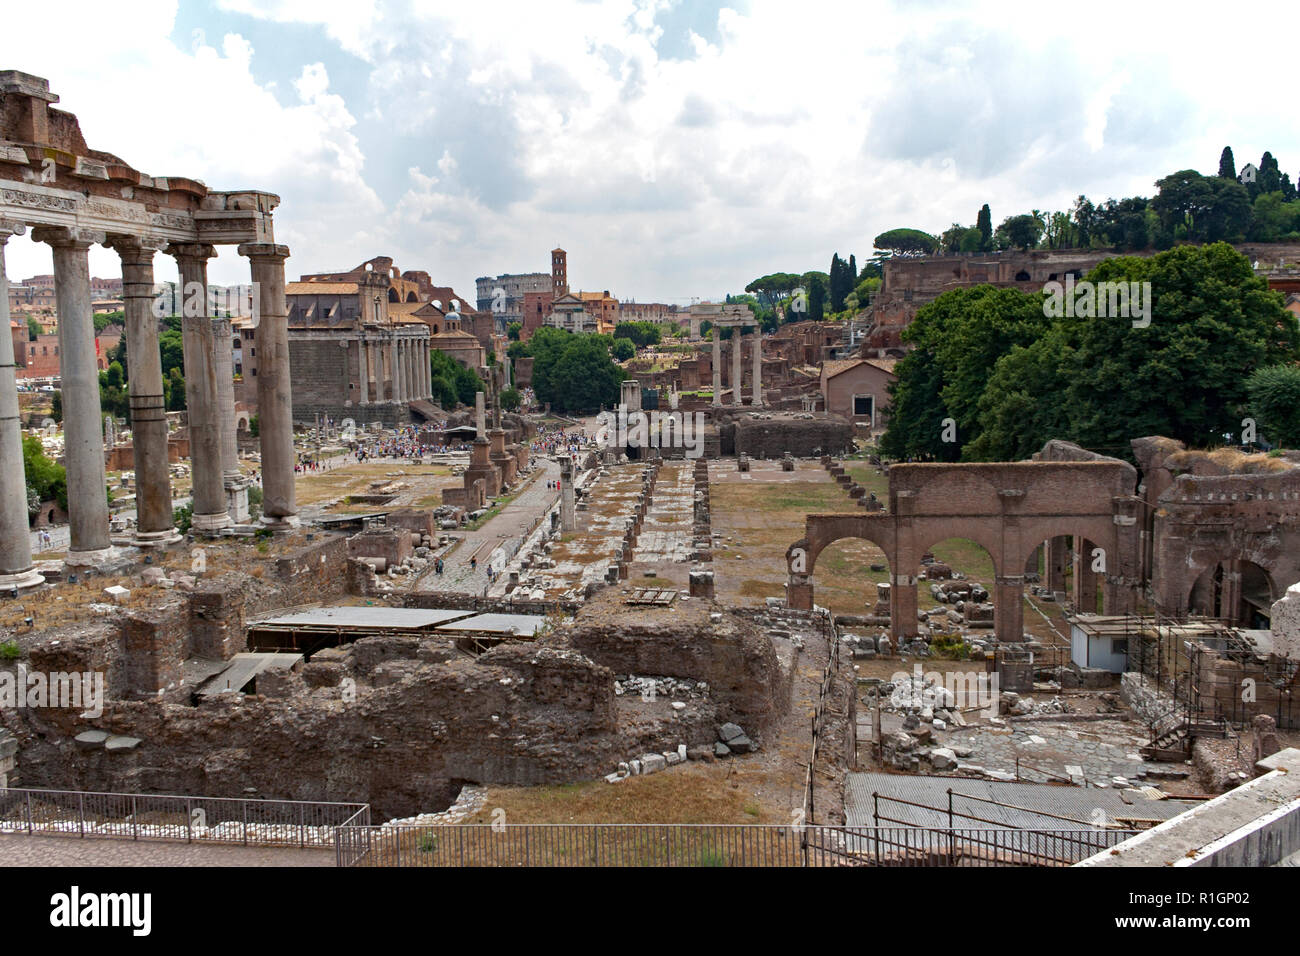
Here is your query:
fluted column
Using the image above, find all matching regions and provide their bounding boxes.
[239,243,297,529]
[33,227,114,565]
[751,323,763,406]
[711,326,722,407]
[0,223,43,588]
[169,243,229,533]
[108,236,179,548]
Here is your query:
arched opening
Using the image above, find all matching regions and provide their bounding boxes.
[1189,559,1277,627]
[916,537,998,647]
[387,287,399,303]
[809,538,891,617]
[1014,270,1031,282]
[406,291,418,303]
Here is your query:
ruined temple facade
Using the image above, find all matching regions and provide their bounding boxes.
[787,438,1300,641]
[0,70,299,587]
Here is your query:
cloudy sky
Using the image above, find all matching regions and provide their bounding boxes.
[2,0,1297,302]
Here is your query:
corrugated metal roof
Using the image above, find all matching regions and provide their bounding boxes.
[434,613,546,636]
[846,772,1198,830]
[254,607,473,630]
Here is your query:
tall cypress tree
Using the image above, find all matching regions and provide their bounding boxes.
[848,254,857,286]
[976,204,993,251]
[1218,146,1236,180]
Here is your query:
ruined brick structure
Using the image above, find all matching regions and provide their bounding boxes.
[788,437,1300,642]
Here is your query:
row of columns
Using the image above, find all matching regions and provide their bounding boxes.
[0,224,298,584]
[356,332,431,405]
[710,324,763,407]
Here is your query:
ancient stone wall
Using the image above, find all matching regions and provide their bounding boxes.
[728,415,854,458]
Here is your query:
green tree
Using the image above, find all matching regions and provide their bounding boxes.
[1218,146,1237,180]
[971,244,1298,458]
[994,214,1043,251]
[611,337,636,361]
[507,322,522,341]
[500,386,522,412]
[976,204,993,250]
[1246,365,1300,448]
[22,435,66,511]
[26,316,41,341]
[873,228,939,256]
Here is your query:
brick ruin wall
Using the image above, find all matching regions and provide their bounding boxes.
[2,536,790,817]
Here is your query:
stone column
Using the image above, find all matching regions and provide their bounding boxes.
[560,455,575,531]
[711,326,722,407]
[475,391,486,439]
[109,236,178,548]
[751,324,763,406]
[369,340,382,404]
[239,243,297,530]
[212,314,248,522]
[392,335,403,403]
[732,327,743,406]
[388,337,400,403]
[0,224,43,588]
[357,336,369,404]
[420,337,431,398]
[34,227,113,565]
[169,243,230,533]
[1046,536,1067,592]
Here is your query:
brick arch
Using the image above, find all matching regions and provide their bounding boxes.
[1184,555,1286,623]
[788,459,1142,643]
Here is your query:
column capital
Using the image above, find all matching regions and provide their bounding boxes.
[31,225,105,249]
[0,221,26,242]
[237,242,290,261]
[166,241,217,263]
[106,234,168,261]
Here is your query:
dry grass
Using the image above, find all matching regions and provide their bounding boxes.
[468,764,779,825]
[1167,448,1292,474]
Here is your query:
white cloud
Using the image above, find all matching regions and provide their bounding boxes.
[3,0,1299,301]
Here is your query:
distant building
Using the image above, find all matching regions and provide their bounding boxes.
[819,357,896,430]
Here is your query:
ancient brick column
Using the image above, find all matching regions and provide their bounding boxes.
[108,236,179,548]
[995,575,1026,642]
[0,223,43,588]
[169,243,230,533]
[34,226,114,566]
[239,243,297,530]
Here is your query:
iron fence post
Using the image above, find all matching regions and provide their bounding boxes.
[78,792,85,839]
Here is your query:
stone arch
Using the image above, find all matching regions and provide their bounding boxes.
[234,410,252,434]
[1187,558,1279,626]
[1014,270,1031,282]
[406,291,418,302]
[387,287,400,303]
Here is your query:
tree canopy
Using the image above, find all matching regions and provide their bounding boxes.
[881,243,1298,462]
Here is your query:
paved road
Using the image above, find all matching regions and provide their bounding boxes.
[0,833,334,866]
[416,458,560,595]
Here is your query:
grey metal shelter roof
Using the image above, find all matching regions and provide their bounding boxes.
[255,607,473,630]
[846,772,1201,830]
[434,613,546,636]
